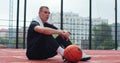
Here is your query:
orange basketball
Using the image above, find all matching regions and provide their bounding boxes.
[64,45,82,63]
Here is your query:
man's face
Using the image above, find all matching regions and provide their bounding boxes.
[39,8,50,23]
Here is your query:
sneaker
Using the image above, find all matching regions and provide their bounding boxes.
[62,53,91,62]
[80,52,91,61]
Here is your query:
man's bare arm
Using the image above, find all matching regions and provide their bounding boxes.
[34,26,63,35]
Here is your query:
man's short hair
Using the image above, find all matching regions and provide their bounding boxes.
[39,6,49,11]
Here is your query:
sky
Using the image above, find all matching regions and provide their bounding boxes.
[0,0,120,29]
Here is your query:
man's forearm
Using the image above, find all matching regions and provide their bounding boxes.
[34,26,63,35]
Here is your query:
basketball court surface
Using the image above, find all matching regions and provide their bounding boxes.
[0,49,120,63]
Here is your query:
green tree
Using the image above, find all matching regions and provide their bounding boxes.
[0,37,8,45]
[92,23,114,49]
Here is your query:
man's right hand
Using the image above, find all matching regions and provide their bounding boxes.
[59,30,70,41]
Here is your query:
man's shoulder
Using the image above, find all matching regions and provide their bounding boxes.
[31,20,39,23]
[31,21,40,25]
[28,21,40,28]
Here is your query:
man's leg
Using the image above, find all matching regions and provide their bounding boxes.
[55,35,72,48]
[43,35,65,57]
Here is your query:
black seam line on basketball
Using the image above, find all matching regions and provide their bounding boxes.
[68,47,77,62]
[66,48,72,62]
[65,50,69,60]
[72,47,82,61]
[66,48,71,61]
[78,48,82,59]
[65,47,72,61]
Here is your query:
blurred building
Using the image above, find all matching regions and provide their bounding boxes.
[50,12,108,49]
